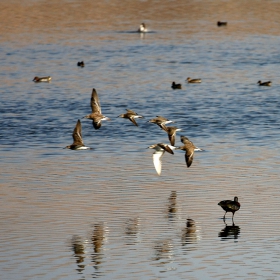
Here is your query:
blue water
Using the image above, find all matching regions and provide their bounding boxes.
[1,1,280,279]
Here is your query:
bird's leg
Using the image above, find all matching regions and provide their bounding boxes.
[223,212,226,221]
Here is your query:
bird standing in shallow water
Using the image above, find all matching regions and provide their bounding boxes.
[118,109,143,126]
[218,197,240,221]
[83,88,110,129]
[176,135,203,167]
[65,119,91,150]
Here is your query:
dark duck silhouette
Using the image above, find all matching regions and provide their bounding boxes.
[218,196,240,221]
[217,21,227,26]
[258,80,271,86]
[171,82,182,89]
[77,61,85,67]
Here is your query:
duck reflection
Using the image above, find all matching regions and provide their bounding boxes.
[125,217,140,245]
[219,222,240,241]
[91,223,105,271]
[182,218,198,248]
[168,191,177,220]
[125,217,139,235]
[71,235,85,273]
[153,239,174,262]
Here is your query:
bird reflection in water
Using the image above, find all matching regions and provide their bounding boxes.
[168,191,177,220]
[219,222,240,241]
[71,235,86,273]
[181,218,199,248]
[153,239,174,262]
[91,223,105,273]
[125,217,140,245]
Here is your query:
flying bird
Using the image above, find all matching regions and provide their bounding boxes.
[118,109,143,126]
[148,116,175,130]
[148,143,175,175]
[65,119,91,150]
[176,135,203,167]
[83,88,110,129]
[161,125,182,146]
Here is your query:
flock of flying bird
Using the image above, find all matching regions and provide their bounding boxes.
[63,88,239,222]
[31,21,276,222]
[61,88,204,176]
[64,87,239,220]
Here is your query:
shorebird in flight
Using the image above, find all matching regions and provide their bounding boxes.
[83,88,110,129]
[65,119,91,150]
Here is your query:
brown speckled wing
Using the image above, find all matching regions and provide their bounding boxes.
[184,147,194,168]
[157,144,174,155]
[181,135,191,144]
[126,109,137,115]
[168,134,175,146]
[91,88,101,114]
[72,119,84,146]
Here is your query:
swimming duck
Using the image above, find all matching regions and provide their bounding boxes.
[77,61,85,67]
[138,23,148,33]
[186,77,202,83]
[33,76,51,82]
[217,21,227,26]
[258,80,271,86]
[171,82,182,89]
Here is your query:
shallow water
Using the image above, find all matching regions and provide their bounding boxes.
[1,1,280,279]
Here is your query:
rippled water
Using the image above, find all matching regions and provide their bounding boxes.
[1,1,280,279]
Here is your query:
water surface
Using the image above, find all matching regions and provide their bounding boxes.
[1,1,280,279]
